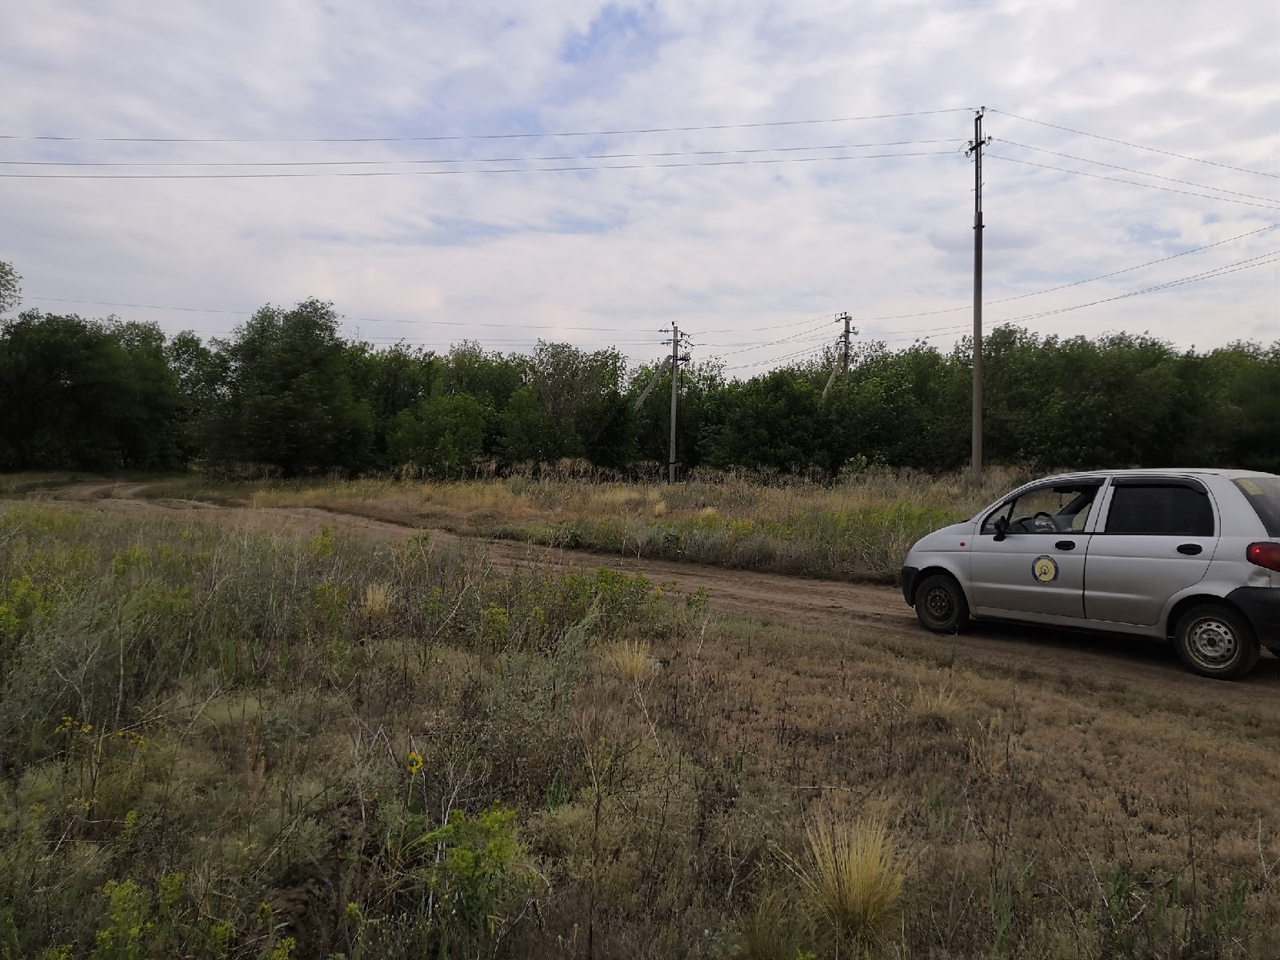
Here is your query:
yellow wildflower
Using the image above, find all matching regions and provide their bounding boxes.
[406,751,423,775]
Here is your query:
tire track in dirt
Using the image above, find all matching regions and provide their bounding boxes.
[23,488,1280,708]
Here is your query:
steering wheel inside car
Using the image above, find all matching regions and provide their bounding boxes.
[1032,511,1057,532]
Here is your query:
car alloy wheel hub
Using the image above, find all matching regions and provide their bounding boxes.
[926,588,952,619]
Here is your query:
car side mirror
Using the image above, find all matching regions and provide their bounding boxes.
[992,516,1009,542]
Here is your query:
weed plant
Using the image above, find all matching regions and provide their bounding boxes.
[2,499,1278,958]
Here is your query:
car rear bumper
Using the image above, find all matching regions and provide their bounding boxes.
[901,566,919,605]
[1228,586,1280,646]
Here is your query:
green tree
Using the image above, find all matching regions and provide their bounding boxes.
[388,393,486,476]
[164,330,224,462]
[1201,341,1280,471]
[0,261,20,314]
[207,299,372,475]
[631,358,725,474]
[443,341,526,458]
[0,312,184,470]
[699,368,825,471]
[501,385,564,464]
[499,342,632,467]
[349,342,441,469]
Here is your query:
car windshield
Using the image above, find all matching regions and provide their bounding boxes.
[1234,476,1280,537]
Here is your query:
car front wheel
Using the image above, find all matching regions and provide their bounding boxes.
[914,573,969,633]
[1173,603,1259,680]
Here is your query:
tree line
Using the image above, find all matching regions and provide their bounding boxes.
[2,290,1278,477]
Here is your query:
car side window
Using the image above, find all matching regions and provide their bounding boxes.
[981,483,1102,535]
[1103,483,1215,536]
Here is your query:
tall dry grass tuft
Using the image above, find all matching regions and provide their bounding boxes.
[360,581,394,619]
[791,816,905,955]
[909,684,961,731]
[599,639,657,686]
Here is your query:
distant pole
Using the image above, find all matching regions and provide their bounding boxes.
[668,323,679,484]
[966,107,991,480]
[840,311,852,375]
[822,312,857,399]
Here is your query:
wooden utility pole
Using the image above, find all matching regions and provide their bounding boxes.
[966,107,991,480]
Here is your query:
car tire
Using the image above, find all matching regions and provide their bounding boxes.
[1173,603,1260,681]
[914,573,969,634]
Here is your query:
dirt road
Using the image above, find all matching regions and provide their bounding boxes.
[27,482,1280,707]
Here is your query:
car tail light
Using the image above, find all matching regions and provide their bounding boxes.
[1246,542,1280,572]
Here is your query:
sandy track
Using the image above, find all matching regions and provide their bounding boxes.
[25,486,1280,707]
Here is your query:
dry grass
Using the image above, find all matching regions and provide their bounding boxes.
[665,612,1280,957]
[599,639,659,686]
[790,817,905,955]
[6,475,1280,957]
[360,581,393,619]
[139,464,1035,582]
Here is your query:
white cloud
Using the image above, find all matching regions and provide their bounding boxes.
[1,0,1277,371]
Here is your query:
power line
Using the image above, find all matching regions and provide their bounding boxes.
[986,153,1280,211]
[999,140,1280,206]
[32,217,1275,352]
[0,139,966,168]
[698,311,839,336]
[723,342,829,373]
[22,294,682,333]
[995,250,1280,327]
[0,149,960,179]
[990,109,1280,181]
[0,108,974,144]
[878,249,1280,345]
[858,222,1279,331]
[863,247,1280,347]
[707,318,838,359]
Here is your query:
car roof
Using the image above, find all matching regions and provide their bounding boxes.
[1033,468,1278,483]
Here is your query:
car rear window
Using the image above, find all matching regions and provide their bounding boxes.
[1233,476,1280,537]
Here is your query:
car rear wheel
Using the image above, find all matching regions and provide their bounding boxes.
[1173,603,1260,680]
[914,573,969,633]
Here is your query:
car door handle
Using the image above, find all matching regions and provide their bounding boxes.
[1055,540,1076,551]
[1177,543,1203,556]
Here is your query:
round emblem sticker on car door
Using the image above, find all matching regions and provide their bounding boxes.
[1032,556,1059,583]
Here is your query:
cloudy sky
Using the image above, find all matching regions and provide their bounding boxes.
[2,1,1277,377]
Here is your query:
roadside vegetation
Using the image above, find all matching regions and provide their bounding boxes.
[3,273,1279,481]
[3,501,1279,959]
[133,465,1031,582]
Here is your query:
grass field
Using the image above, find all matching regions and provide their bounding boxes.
[141,464,1037,583]
[2,491,1279,959]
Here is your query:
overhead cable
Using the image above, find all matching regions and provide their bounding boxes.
[859,222,1279,330]
[999,141,1280,206]
[0,108,974,144]
[990,109,1280,181]
[0,149,960,179]
[0,139,966,168]
[986,154,1280,211]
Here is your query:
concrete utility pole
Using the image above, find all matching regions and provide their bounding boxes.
[966,107,992,480]
[840,311,853,375]
[822,312,857,399]
[665,325,690,483]
[669,323,680,483]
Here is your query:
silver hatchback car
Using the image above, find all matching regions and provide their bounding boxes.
[902,470,1280,680]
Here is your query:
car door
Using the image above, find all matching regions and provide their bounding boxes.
[1083,478,1218,626]
[969,479,1103,619]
